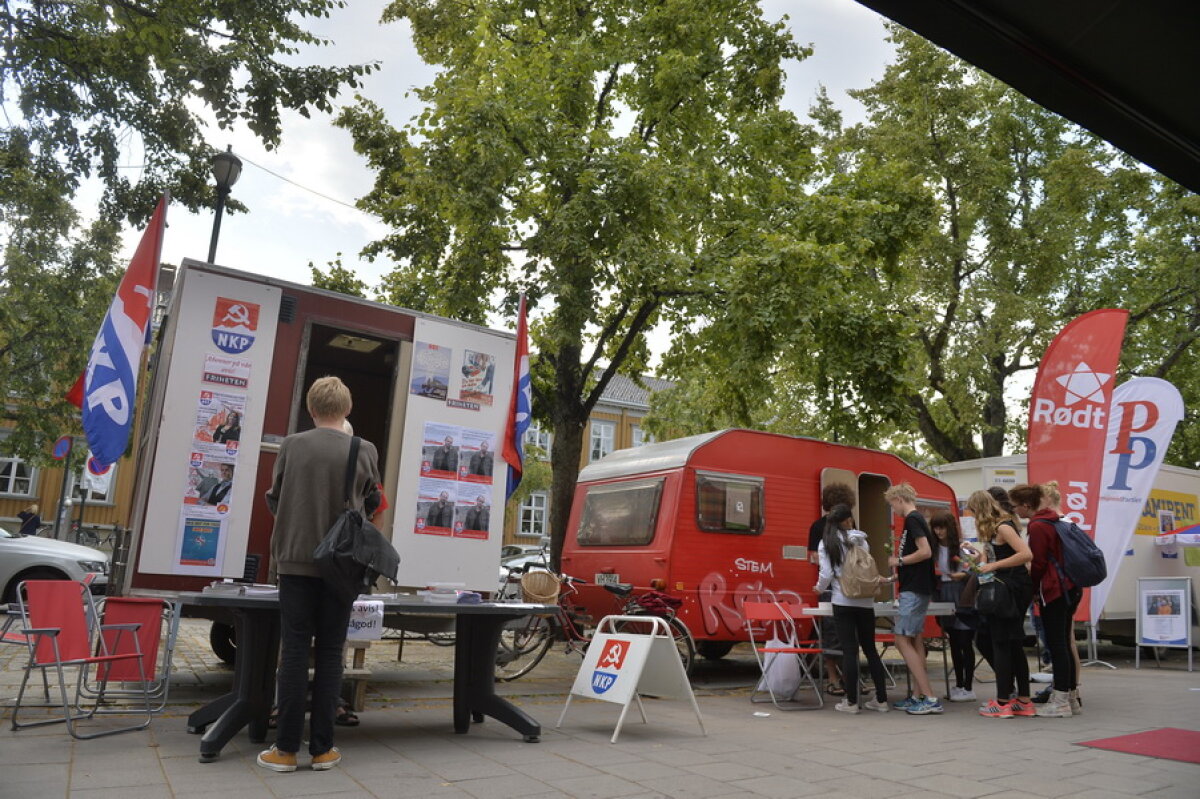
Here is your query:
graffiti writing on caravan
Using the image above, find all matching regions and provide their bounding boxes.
[698,572,802,636]
[733,558,774,576]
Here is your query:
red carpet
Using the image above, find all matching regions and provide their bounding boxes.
[1076,728,1200,764]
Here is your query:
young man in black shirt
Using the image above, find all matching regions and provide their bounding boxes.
[885,482,941,715]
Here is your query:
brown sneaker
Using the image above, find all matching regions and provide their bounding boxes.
[312,747,341,771]
[257,746,297,773]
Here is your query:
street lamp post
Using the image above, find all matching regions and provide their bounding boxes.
[207,145,243,264]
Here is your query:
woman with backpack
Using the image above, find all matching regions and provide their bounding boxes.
[965,490,1034,719]
[1010,483,1081,718]
[814,504,892,714]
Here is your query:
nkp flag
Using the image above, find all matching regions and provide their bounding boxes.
[502,294,531,500]
[67,196,168,467]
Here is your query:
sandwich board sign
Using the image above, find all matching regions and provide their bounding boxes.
[557,614,705,743]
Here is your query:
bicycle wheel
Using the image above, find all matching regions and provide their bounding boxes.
[613,614,695,677]
[427,632,457,647]
[495,614,555,681]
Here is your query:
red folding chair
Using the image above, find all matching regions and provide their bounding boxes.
[2,603,50,701]
[744,601,824,710]
[76,597,179,713]
[11,580,152,739]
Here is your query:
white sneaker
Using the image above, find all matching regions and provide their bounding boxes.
[1069,689,1082,715]
[834,699,861,714]
[863,698,890,713]
[950,687,977,702]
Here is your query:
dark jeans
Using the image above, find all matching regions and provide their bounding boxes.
[832,604,888,704]
[948,628,976,690]
[276,575,354,756]
[1040,589,1082,692]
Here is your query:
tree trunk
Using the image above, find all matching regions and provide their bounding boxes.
[981,359,1008,457]
[547,405,586,572]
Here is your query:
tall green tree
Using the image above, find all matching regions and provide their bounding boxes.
[339,0,824,565]
[653,26,1195,466]
[0,0,374,463]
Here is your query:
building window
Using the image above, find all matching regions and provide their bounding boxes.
[67,463,118,506]
[696,473,764,535]
[0,452,38,498]
[523,422,552,459]
[519,492,548,537]
[589,420,615,462]
[631,425,655,448]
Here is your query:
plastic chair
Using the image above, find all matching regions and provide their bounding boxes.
[11,580,152,739]
[743,601,824,710]
[76,597,180,713]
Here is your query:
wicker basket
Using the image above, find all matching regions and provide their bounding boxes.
[520,570,561,604]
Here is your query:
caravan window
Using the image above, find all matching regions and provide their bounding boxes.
[696,473,764,534]
[576,478,664,546]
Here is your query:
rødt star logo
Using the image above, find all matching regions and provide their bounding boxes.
[1055,362,1112,405]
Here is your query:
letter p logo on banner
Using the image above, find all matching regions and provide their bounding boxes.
[1108,400,1161,491]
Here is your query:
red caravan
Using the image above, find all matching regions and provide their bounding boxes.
[559,429,957,656]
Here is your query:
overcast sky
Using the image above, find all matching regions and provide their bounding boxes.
[133,0,894,302]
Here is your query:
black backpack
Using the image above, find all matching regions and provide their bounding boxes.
[1045,518,1107,588]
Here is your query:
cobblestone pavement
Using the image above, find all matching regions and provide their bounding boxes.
[2,617,1198,798]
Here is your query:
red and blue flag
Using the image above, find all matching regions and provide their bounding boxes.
[502,294,531,500]
[67,196,168,467]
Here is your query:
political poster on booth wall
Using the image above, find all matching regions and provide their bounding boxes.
[415,477,457,536]
[410,341,451,401]
[459,350,496,406]
[458,428,495,484]
[421,422,459,477]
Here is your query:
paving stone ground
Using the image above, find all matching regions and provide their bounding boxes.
[2,617,1197,798]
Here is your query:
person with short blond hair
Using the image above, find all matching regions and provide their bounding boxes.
[884,482,941,715]
[260,375,380,773]
[307,375,352,421]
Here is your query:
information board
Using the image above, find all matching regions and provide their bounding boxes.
[1135,576,1193,672]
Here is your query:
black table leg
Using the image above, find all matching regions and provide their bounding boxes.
[454,613,541,742]
[198,608,280,762]
[187,691,235,733]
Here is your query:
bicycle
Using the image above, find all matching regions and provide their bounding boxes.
[494,569,695,681]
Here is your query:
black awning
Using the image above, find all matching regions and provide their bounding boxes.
[854,0,1200,192]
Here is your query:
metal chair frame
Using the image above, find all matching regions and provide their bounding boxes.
[76,597,181,713]
[11,580,152,739]
[744,601,825,710]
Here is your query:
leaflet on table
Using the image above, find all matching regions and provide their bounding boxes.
[192,389,247,455]
[415,477,457,536]
[459,349,496,406]
[410,341,451,401]
[454,482,492,540]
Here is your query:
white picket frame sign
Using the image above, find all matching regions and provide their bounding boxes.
[556,614,706,744]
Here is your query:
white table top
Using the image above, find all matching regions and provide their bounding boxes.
[801,601,957,617]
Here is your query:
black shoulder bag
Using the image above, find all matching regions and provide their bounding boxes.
[313,437,378,604]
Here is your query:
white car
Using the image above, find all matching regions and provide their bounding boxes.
[0,527,109,603]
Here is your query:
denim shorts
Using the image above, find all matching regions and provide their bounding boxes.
[894,591,931,637]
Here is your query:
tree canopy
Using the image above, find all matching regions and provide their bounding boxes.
[650,26,1200,468]
[1,0,374,463]
[338,0,830,562]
